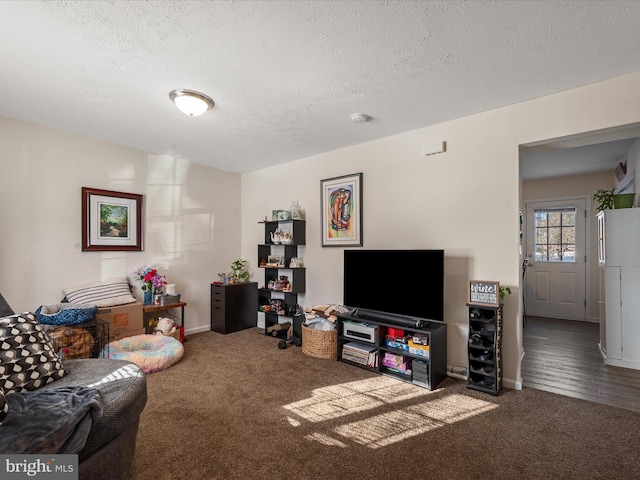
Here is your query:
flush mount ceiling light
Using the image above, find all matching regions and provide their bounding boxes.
[169,89,214,117]
[351,113,371,124]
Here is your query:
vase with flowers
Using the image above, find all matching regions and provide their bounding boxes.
[135,266,167,305]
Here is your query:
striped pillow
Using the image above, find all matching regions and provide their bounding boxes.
[63,277,135,307]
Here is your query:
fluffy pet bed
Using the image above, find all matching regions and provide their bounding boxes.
[103,334,184,374]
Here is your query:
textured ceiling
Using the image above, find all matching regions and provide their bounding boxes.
[2,1,640,174]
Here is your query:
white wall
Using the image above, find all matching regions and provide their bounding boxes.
[241,71,640,390]
[0,117,241,335]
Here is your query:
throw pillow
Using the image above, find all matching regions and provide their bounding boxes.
[63,277,136,307]
[0,312,67,393]
[0,388,7,425]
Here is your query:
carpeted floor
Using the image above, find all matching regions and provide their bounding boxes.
[130,328,640,480]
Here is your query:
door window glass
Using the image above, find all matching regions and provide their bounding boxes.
[534,208,576,262]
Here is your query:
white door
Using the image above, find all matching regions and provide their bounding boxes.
[525,197,587,320]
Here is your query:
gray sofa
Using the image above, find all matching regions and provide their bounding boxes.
[0,292,147,480]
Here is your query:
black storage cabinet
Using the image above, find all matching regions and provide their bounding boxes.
[211,282,258,334]
[466,303,503,395]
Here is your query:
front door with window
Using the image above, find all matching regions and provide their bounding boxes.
[525,197,587,320]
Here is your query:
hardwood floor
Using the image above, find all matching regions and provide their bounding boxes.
[522,315,640,413]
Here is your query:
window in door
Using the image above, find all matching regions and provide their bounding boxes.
[534,207,576,262]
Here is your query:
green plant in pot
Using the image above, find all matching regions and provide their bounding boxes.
[499,286,512,301]
[613,192,636,209]
[594,188,614,212]
[594,188,636,211]
[230,259,249,283]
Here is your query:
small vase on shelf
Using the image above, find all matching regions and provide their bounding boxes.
[143,290,153,305]
[289,201,303,220]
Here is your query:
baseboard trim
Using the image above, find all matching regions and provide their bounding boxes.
[185,325,211,336]
[447,371,467,381]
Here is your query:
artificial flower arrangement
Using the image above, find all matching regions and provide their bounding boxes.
[135,266,166,293]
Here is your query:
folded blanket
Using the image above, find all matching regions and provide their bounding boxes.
[0,386,102,454]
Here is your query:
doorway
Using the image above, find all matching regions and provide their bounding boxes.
[524,196,588,321]
[519,125,640,399]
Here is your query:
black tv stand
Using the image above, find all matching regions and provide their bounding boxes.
[336,311,447,390]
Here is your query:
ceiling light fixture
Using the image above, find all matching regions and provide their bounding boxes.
[169,89,214,117]
[351,113,371,124]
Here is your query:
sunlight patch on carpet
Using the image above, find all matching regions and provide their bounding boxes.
[282,376,434,423]
[408,394,497,423]
[284,377,498,449]
[287,417,301,427]
[304,433,348,448]
[334,394,497,448]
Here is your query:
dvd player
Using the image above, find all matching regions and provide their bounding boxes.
[343,320,378,343]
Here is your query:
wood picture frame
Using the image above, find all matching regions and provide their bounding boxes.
[320,172,363,247]
[468,280,500,307]
[82,187,143,251]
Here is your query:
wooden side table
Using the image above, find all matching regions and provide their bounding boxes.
[143,302,187,338]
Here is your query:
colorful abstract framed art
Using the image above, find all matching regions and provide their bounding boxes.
[320,173,363,247]
[82,187,143,251]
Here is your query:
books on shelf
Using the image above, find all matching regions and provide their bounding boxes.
[412,358,429,386]
[342,342,377,368]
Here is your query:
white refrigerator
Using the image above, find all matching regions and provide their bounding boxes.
[598,208,640,370]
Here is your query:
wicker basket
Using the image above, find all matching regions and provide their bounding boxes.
[301,324,337,359]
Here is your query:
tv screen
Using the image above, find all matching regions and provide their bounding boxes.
[343,249,444,323]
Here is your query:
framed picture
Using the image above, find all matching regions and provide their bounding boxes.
[468,280,500,307]
[82,187,143,251]
[320,173,363,247]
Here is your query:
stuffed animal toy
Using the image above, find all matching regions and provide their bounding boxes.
[155,317,177,335]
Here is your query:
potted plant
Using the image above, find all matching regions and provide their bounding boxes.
[594,188,636,211]
[613,192,636,209]
[500,286,512,301]
[135,265,167,304]
[594,188,614,212]
[230,259,249,283]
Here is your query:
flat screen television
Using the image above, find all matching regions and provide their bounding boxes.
[343,249,444,324]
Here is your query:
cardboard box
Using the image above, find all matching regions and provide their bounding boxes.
[387,327,405,338]
[98,302,143,335]
[408,339,430,358]
[110,328,146,342]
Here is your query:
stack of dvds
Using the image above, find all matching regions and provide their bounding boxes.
[342,342,377,367]
[412,358,429,388]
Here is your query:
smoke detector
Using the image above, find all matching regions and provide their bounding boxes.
[351,113,371,124]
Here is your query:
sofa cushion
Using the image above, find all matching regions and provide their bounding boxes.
[0,388,7,425]
[39,358,147,461]
[63,277,136,307]
[0,312,67,393]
